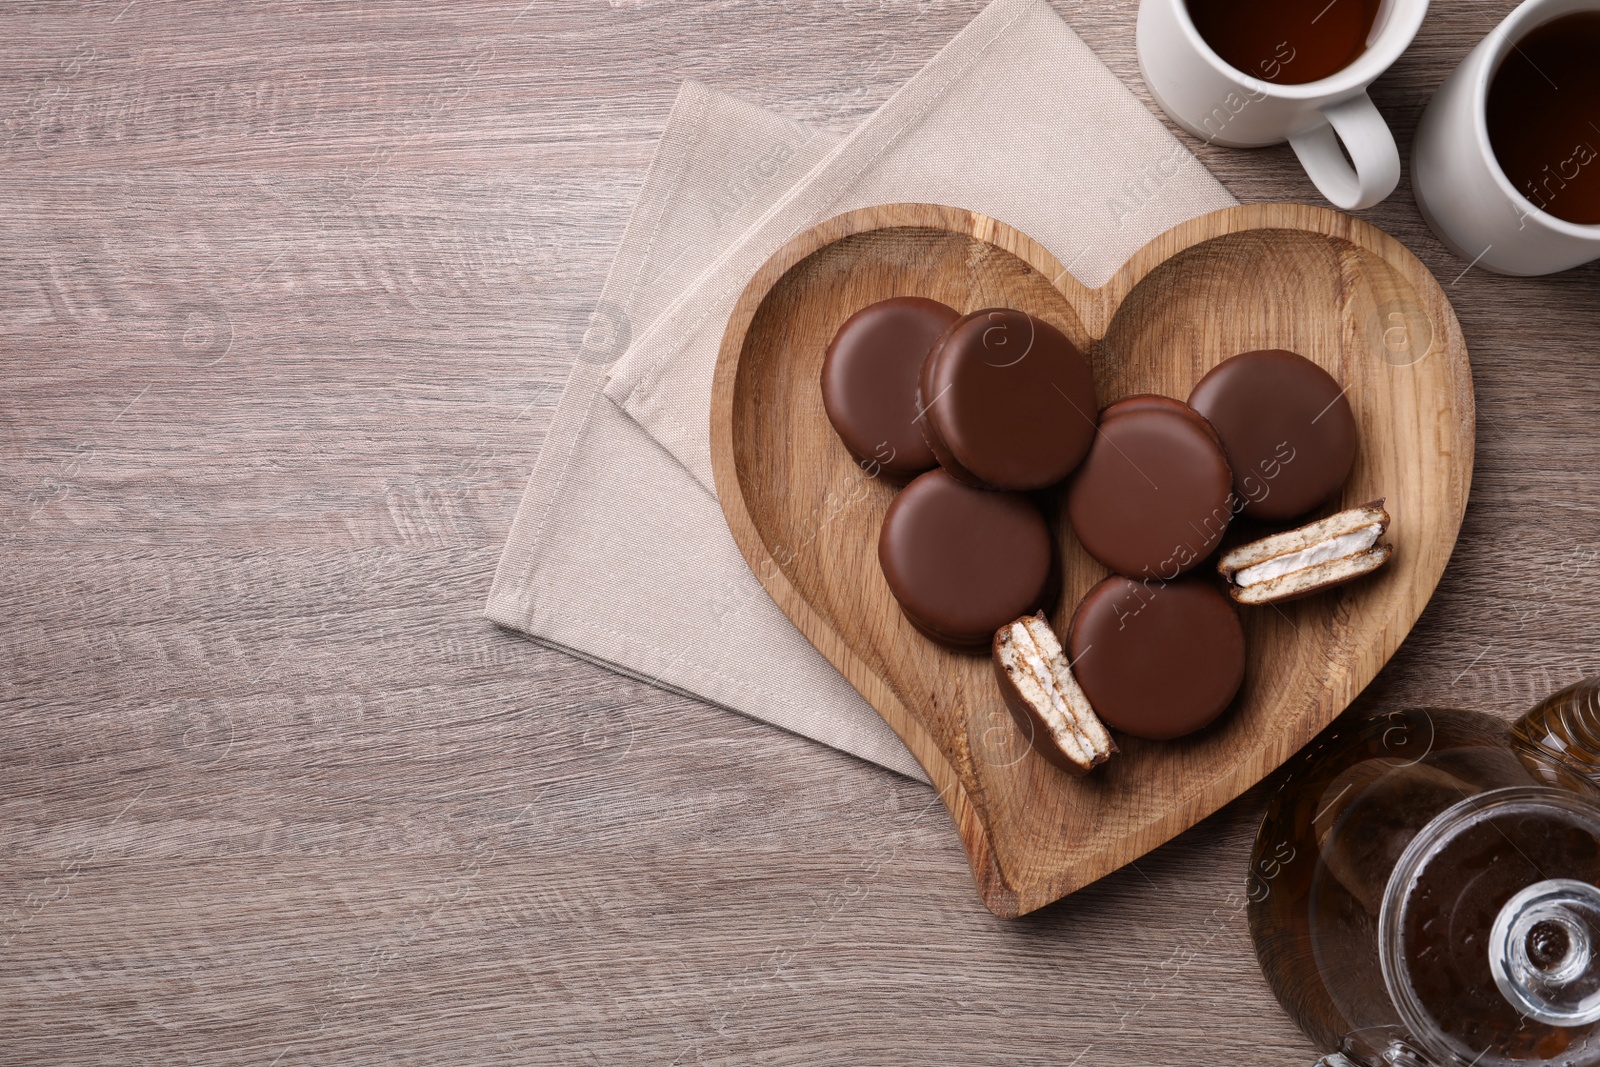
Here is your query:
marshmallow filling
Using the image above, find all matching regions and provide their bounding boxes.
[1234,523,1384,588]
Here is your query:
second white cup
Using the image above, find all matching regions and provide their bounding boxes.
[1412,0,1600,276]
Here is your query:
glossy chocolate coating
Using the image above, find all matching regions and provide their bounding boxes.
[1187,349,1357,521]
[917,308,1097,491]
[878,469,1056,653]
[821,296,960,482]
[1092,393,1217,437]
[1068,576,1245,740]
[1065,396,1234,580]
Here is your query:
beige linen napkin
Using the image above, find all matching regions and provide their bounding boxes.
[485,83,933,780]
[488,0,1236,781]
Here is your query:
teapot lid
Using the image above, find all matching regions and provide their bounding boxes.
[1381,787,1600,1067]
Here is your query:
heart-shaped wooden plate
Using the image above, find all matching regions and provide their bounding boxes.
[710,203,1473,917]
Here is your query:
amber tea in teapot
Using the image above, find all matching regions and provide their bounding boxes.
[1250,680,1600,1067]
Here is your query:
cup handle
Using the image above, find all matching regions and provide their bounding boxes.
[1287,92,1402,211]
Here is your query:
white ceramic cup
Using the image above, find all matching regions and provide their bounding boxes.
[1137,0,1430,211]
[1412,0,1600,276]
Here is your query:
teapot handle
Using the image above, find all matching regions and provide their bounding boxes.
[1510,678,1600,791]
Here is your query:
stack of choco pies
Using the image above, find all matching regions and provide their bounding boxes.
[821,298,1393,774]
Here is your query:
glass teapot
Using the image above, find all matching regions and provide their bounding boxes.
[1250,679,1600,1067]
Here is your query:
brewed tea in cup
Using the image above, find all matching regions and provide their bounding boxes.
[1484,11,1600,226]
[1184,0,1384,85]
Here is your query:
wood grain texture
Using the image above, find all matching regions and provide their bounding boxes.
[710,203,1473,916]
[2,1,1598,1065]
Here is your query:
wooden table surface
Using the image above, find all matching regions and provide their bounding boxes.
[4,2,1598,1064]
